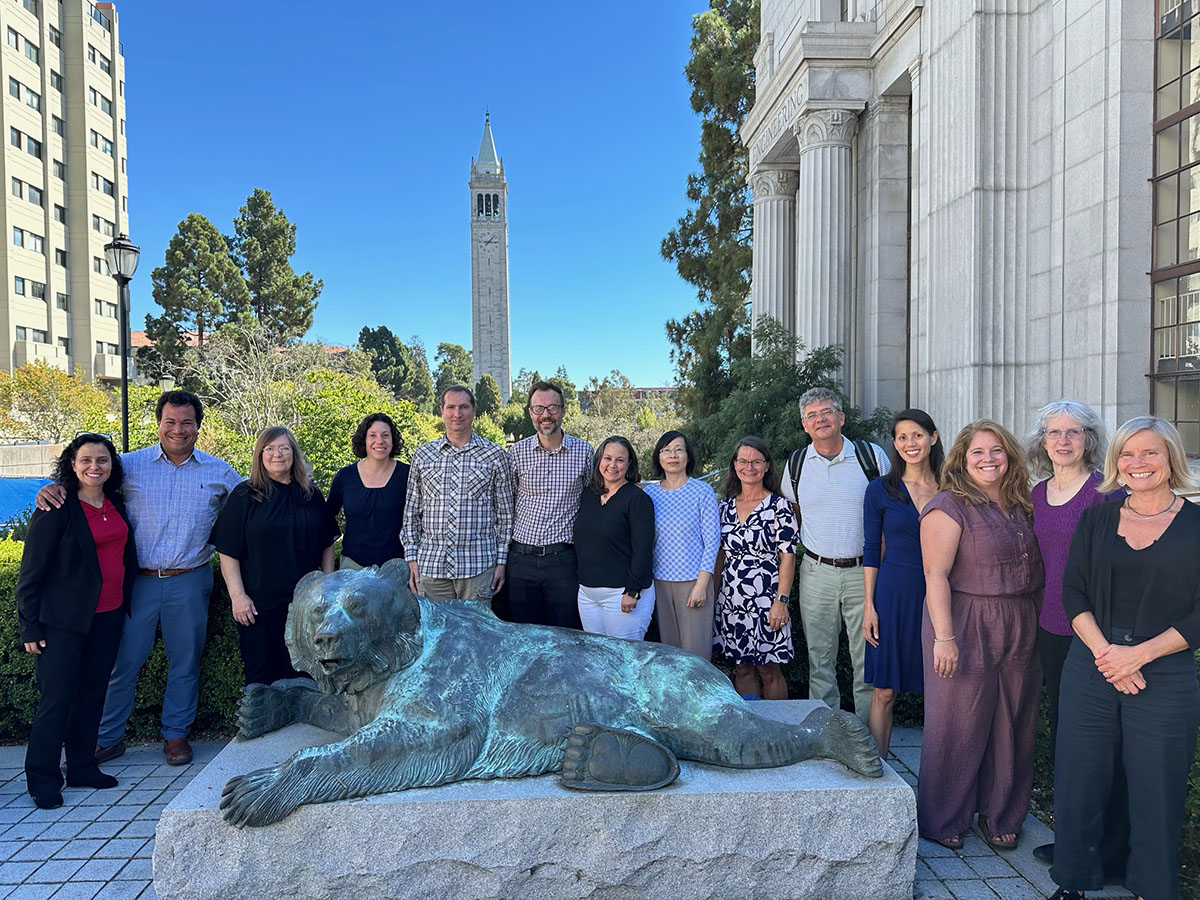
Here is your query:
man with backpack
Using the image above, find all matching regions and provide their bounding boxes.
[780,387,889,724]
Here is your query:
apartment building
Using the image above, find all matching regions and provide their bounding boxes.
[1,0,127,383]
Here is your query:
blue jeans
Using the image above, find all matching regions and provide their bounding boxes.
[97,566,213,744]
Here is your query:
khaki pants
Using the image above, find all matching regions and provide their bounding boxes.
[653,579,714,660]
[797,554,871,722]
[420,566,495,606]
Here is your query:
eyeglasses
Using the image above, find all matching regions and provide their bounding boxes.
[263,446,293,457]
[659,448,686,457]
[529,404,563,415]
[1046,428,1084,441]
[734,458,766,469]
[802,407,839,422]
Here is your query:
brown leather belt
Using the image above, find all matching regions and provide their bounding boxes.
[804,549,863,569]
[138,566,200,578]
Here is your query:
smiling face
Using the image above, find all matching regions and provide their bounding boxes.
[965,430,1007,492]
[893,420,935,470]
[733,444,767,490]
[441,390,475,439]
[158,402,199,461]
[801,400,845,444]
[262,435,294,483]
[73,442,112,491]
[1117,429,1171,494]
[528,388,565,437]
[599,440,630,488]
[659,436,689,476]
[1043,413,1085,471]
[364,421,393,461]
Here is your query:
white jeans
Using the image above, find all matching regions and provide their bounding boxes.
[577,584,654,640]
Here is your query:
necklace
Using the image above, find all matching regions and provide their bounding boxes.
[1124,496,1177,518]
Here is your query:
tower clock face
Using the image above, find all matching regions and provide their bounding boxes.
[481,236,497,247]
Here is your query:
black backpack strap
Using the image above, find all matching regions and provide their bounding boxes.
[852,439,881,482]
[789,446,806,500]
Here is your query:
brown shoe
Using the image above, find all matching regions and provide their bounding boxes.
[94,742,125,764]
[163,737,193,766]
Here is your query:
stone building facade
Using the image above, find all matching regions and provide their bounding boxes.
[469,113,512,403]
[743,0,1162,445]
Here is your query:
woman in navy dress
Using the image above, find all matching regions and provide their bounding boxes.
[862,409,943,757]
[714,436,799,700]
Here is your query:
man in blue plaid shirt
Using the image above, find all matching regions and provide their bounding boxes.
[506,380,593,629]
[402,385,513,604]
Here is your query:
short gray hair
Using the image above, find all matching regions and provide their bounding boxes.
[1024,399,1106,478]
[1099,415,1199,494]
[798,387,843,414]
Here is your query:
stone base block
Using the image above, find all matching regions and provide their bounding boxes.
[154,700,916,900]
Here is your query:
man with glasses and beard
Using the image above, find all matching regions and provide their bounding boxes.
[505,380,593,628]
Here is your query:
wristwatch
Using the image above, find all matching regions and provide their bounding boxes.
[776,594,790,603]
[628,589,641,600]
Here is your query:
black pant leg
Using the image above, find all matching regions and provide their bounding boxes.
[25,624,89,796]
[1036,627,1072,765]
[505,550,547,625]
[542,548,581,631]
[265,604,300,683]
[237,607,291,686]
[63,609,125,774]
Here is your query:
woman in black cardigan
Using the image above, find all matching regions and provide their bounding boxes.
[1048,416,1200,900]
[17,434,136,810]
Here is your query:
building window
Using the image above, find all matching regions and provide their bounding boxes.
[56,292,68,310]
[91,172,114,195]
[94,340,103,354]
[24,39,38,64]
[89,129,113,154]
[24,0,41,16]
[10,177,20,198]
[30,328,47,343]
[54,248,66,266]
[51,115,63,136]
[9,77,19,100]
[48,25,60,48]
[91,5,112,31]
[14,228,44,253]
[93,256,105,274]
[16,327,26,342]
[49,70,62,91]
[53,159,64,178]
[30,281,44,300]
[6,28,18,51]
[57,337,69,354]
[98,51,110,73]
[53,204,65,223]
[91,215,113,236]
[27,184,42,207]
[14,277,24,296]
[94,298,102,315]
[106,301,117,318]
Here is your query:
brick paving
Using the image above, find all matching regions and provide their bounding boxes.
[0,730,1133,899]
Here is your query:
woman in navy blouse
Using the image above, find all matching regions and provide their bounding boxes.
[327,413,410,569]
[862,409,942,758]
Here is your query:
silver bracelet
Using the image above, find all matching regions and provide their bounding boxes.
[933,635,956,643]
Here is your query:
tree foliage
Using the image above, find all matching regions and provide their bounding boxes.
[0,362,110,443]
[475,373,502,418]
[512,366,580,425]
[662,0,759,422]
[573,370,684,471]
[358,326,435,412]
[434,342,473,398]
[230,188,322,342]
[144,213,248,376]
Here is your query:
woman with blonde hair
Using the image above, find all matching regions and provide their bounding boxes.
[918,420,1044,851]
[1048,416,1200,900]
[212,427,337,686]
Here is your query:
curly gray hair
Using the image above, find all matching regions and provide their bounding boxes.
[1024,399,1106,478]
[798,387,843,415]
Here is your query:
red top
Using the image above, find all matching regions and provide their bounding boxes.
[81,496,127,613]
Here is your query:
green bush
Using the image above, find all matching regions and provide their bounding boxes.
[1,539,244,743]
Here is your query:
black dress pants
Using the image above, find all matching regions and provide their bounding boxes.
[1051,638,1199,900]
[25,609,124,797]
[1037,627,1129,872]
[236,603,301,686]
[505,546,581,630]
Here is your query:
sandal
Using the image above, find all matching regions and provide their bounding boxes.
[977,814,1017,850]
[932,834,963,850]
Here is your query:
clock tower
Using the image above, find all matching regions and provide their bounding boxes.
[469,113,512,403]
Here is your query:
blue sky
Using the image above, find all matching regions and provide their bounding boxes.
[114,1,710,388]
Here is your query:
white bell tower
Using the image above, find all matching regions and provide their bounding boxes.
[469,112,512,403]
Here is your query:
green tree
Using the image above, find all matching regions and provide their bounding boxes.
[357,327,434,412]
[144,213,248,375]
[475,374,502,418]
[661,0,759,423]
[402,336,435,412]
[0,362,111,442]
[512,366,580,424]
[573,370,685,469]
[231,188,323,342]
[434,342,473,397]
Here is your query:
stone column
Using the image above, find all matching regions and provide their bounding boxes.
[749,168,798,347]
[793,108,858,383]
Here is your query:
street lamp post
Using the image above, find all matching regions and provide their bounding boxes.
[103,233,140,452]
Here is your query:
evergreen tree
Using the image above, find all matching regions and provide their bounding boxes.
[144,213,248,376]
[357,326,435,412]
[434,342,473,397]
[231,188,323,342]
[661,0,759,423]
[475,373,502,418]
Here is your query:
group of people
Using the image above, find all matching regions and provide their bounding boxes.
[12,380,1199,900]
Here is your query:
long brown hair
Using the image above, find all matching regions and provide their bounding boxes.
[721,436,781,498]
[248,426,313,501]
[939,420,1032,517]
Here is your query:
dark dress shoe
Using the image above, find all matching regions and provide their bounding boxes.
[1047,889,1084,900]
[164,737,193,766]
[31,790,63,810]
[66,768,118,789]
[94,742,125,764]
[1033,843,1053,864]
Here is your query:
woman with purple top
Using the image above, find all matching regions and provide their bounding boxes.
[1024,400,1128,872]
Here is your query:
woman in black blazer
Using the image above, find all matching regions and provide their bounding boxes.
[17,433,137,810]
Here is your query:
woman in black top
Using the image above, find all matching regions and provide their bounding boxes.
[327,413,409,569]
[213,427,337,686]
[1048,416,1200,900]
[573,435,655,640]
[17,434,136,809]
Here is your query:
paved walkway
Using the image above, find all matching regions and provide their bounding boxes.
[0,730,1134,899]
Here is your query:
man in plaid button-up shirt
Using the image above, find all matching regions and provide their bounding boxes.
[402,385,513,604]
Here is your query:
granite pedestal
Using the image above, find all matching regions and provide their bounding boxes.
[154,699,916,900]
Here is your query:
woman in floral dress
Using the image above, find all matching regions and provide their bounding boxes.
[714,436,799,700]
